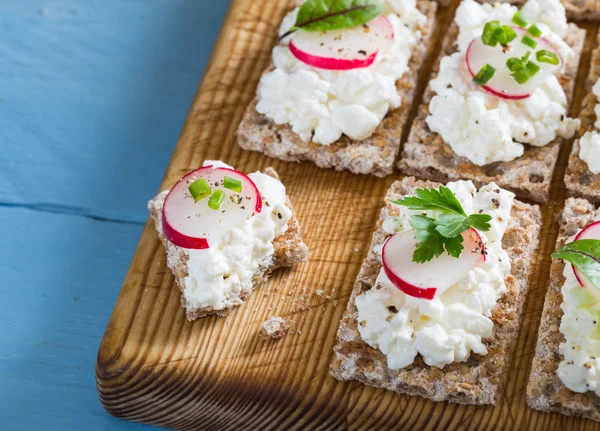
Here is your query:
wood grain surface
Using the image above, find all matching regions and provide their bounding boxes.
[96,0,600,429]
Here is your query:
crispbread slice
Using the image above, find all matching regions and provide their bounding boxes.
[397,19,586,203]
[565,33,600,203]
[237,1,438,178]
[148,167,308,321]
[330,176,541,405]
[476,0,600,21]
[527,198,600,421]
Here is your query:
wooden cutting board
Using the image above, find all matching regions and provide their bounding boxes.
[96,0,600,429]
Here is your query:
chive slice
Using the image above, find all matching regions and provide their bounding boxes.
[511,61,540,84]
[494,25,517,46]
[223,176,242,193]
[528,24,542,37]
[208,190,225,210]
[507,58,525,72]
[512,11,528,27]
[473,64,496,86]
[482,21,500,46]
[536,49,560,65]
[188,178,211,202]
[521,51,531,63]
[526,60,540,75]
[522,35,537,48]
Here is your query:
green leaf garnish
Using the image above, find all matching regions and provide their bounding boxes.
[482,20,500,46]
[208,190,225,210]
[280,0,385,40]
[223,176,242,193]
[188,178,211,202]
[553,239,600,292]
[511,60,540,84]
[473,64,496,86]
[494,25,517,46]
[536,49,559,65]
[392,186,492,263]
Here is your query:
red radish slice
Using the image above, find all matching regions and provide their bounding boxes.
[466,27,562,100]
[162,166,262,250]
[382,228,486,300]
[572,221,600,293]
[288,16,394,70]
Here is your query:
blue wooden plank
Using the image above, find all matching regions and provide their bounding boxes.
[0,206,163,430]
[0,0,230,222]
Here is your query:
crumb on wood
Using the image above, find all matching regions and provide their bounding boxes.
[259,317,290,340]
[316,289,324,297]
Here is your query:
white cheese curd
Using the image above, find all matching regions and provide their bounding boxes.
[426,0,579,166]
[176,161,291,311]
[356,181,514,369]
[558,208,600,395]
[255,0,426,145]
[579,131,600,174]
[594,78,600,129]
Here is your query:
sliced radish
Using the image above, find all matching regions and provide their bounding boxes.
[572,221,600,295]
[466,27,562,100]
[162,166,262,250]
[382,228,486,300]
[288,16,394,70]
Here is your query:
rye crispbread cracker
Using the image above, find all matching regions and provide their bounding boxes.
[330,177,541,405]
[476,0,600,21]
[237,1,438,178]
[565,33,600,203]
[397,18,586,203]
[148,167,308,321]
[527,198,600,421]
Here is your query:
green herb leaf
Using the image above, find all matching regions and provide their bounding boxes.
[393,186,492,263]
[208,190,225,211]
[528,24,542,37]
[512,11,528,27]
[536,49,559,65]
[521,35,537,49]
[552,239,600,292]
[473,64,496,86]
[393,186,466,215]
[223,176,242,193]
[281,0,385,40]
[482,20,500,46]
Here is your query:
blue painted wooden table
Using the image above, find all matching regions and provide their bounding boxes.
[0,1,230,429]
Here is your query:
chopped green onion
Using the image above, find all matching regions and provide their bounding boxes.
[528,24,542,37]
[507,58,525,72]
[188,178,211,202]
[536,49,560,65]
[511,61,540,84]
[208,190,225,210]
[521,51,531,63]
[223,176,242,193]
[482,20,500,46]
[512,11,528,27]
[494,25,517,46]
[473,64,496,86]
[522,35,537,48]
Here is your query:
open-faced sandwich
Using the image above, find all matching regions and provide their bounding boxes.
[399,0,585,203]
[476,0,600,21]
[528,198,600,421]
[331,177,541,404]
[237,0,437,177]
[148,161,308,320]
[565,32,600,203]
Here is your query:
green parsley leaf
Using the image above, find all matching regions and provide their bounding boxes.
[392,186,492,263]
[280,0,385,40]
[552,239,600,292]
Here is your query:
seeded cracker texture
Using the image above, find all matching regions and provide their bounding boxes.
[236,1,438,177]
[329,177,541,405]
[527,198,600,421]
[397,19,585,203]
[565,34,600,204]
[476,0,600,21]
[147,167,309,321]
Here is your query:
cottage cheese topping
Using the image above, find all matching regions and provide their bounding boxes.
[558,209,600,395]
[579,131,600,174]
[174,161,291,311]
[356,181,514,369]
[255,0,426,145]
[426,0,579,166]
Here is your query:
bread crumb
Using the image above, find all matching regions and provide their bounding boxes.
[316,290,324,297]
[259,317,290,340]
